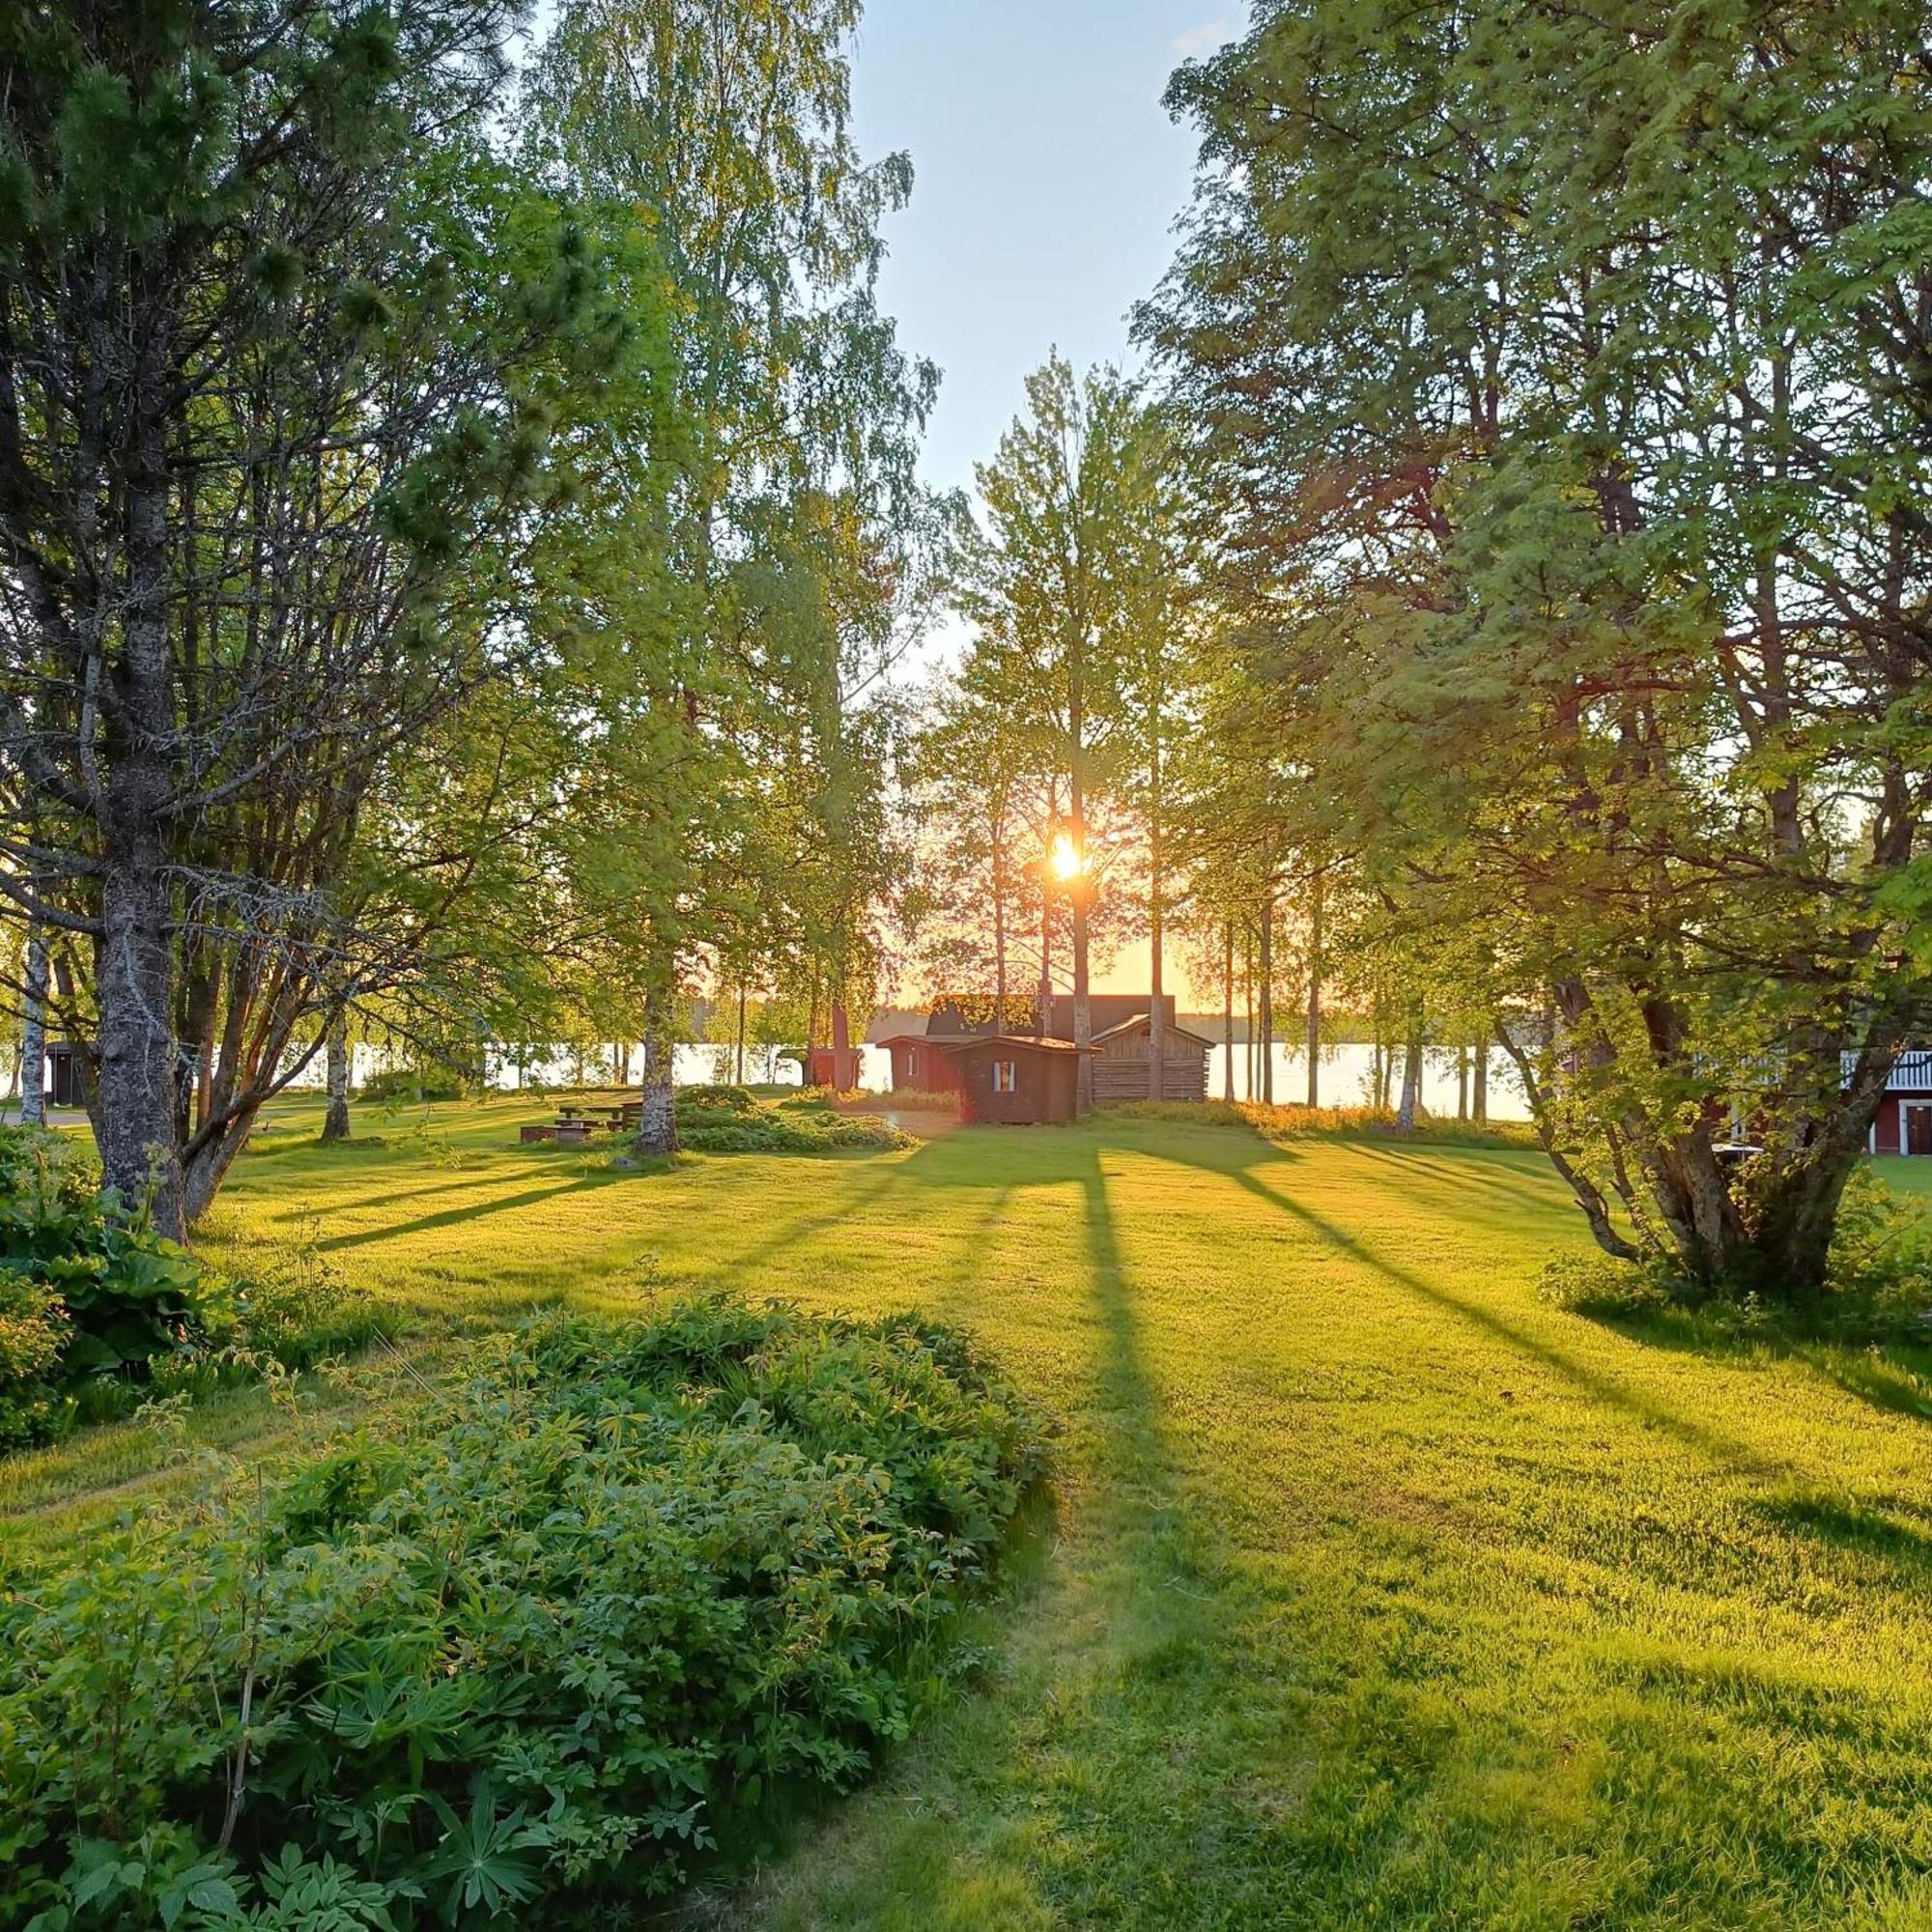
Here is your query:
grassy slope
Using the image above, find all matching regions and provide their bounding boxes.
[12,1096,1932,1927]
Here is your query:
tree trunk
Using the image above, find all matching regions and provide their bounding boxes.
[1243,926,1255,1101]
[1222,920,1236,1103]
[19,932,47,1128]
[1257,895,1275,1106]
[734,980,747,1087]
[993,840,1009,1009]
[183,1116,261,1225]
[1473,1043,1489,1123]
[1305,870,1322,1109]
[322,1012,352,1143]
[1457,1045,1470,1122]
[1037,854,1053,1037]
[94,285,186,1237]
[1147,820,1165,1101]
[635,986,678,1155]
[1396,1027,1424,1133]
[1069,793,1093,1117]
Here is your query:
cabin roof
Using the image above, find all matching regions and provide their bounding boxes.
[1091,1012,1217,1051]
[945,1033,1089,1057]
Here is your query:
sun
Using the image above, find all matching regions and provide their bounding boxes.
[1050,833,1083,881]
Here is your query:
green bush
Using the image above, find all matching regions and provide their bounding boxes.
[0,1127,233,1445]
[0,1295,1048,1926]
[357,1065,470,1105]
[231,1226,393,1372]
[675,1094,913,1154]
[677,1082,760,1113]
[1103,1098,1543,1151]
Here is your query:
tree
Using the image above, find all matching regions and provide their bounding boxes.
[957,357,1149,1112]
[527,0,944,1154]
[1151,0,1932,1294]
[0,0,625,1234]
[907,671,1051,1008]
[1113,407,1200,1096]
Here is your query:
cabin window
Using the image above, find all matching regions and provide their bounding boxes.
[992,1060,1017,1094]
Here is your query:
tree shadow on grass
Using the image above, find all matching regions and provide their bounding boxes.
[1754,1490,1932,1576]
[312,1172,619,1252]
[1555,1292,1932,1435]
[1344,1139,1569,1209]
[685,1136,1223,1929]
[1143,1140,1791,1480]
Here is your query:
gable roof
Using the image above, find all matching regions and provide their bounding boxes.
[1091,1012,1217,1051]
[942,1033,1088,1057]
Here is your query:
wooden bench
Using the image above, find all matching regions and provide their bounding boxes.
[522,1120,597,1147]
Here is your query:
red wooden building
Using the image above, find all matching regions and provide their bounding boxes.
[1871,1051,1932,1156]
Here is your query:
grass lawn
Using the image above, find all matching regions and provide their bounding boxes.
[12,1095,1932,1927]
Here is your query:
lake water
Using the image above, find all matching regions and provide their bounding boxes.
[316,1038,1530,1124]
[671,1039,1531,1122]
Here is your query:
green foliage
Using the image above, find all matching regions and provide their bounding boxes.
[357,1066,472,1106]
[1150,0,1932,1297]
[678,1083,760,1114]
[230,1226,392,1373]
[0,1296,1047,1925]
[1103,1099,1542,1151]
[674,1093,914,1154]
[846,1090,960,1117]
[0,1129,233,1445]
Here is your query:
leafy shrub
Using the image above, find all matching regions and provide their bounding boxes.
[1823,1164,1930,1309]
[677,1082,760,1114]
[231,1223,392,1371]
[1104,1098,1542,1150]
[675,1094,913,1154]
[0,1295,1048,1926]
[0,1127,234,1444]
[0,1274,71,1448]
[358,1065,470,1105]
[1537,1251,1670,1320]
[839,1090,960,1117]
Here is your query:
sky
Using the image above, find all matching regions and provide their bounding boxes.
[848,2,1236,504]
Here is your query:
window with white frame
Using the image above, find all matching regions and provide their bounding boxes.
[992,1060,1017,1094]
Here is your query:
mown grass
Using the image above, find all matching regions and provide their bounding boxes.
[12,1094,1932,1927]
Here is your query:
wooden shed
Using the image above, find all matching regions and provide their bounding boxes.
[879,1033,974,1096]
[949,1035,1085,1126]
[1090,1013,1214,1103]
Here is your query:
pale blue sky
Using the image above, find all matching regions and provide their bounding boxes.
[849,3,1237,498]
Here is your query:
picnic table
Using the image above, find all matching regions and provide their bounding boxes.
[524,1099,643,1146]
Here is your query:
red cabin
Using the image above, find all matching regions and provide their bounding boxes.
[1872,1051,1932,1156]
[949,1035,1084,1125]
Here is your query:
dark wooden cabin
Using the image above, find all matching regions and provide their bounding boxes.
[950,1036,1083,1125]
